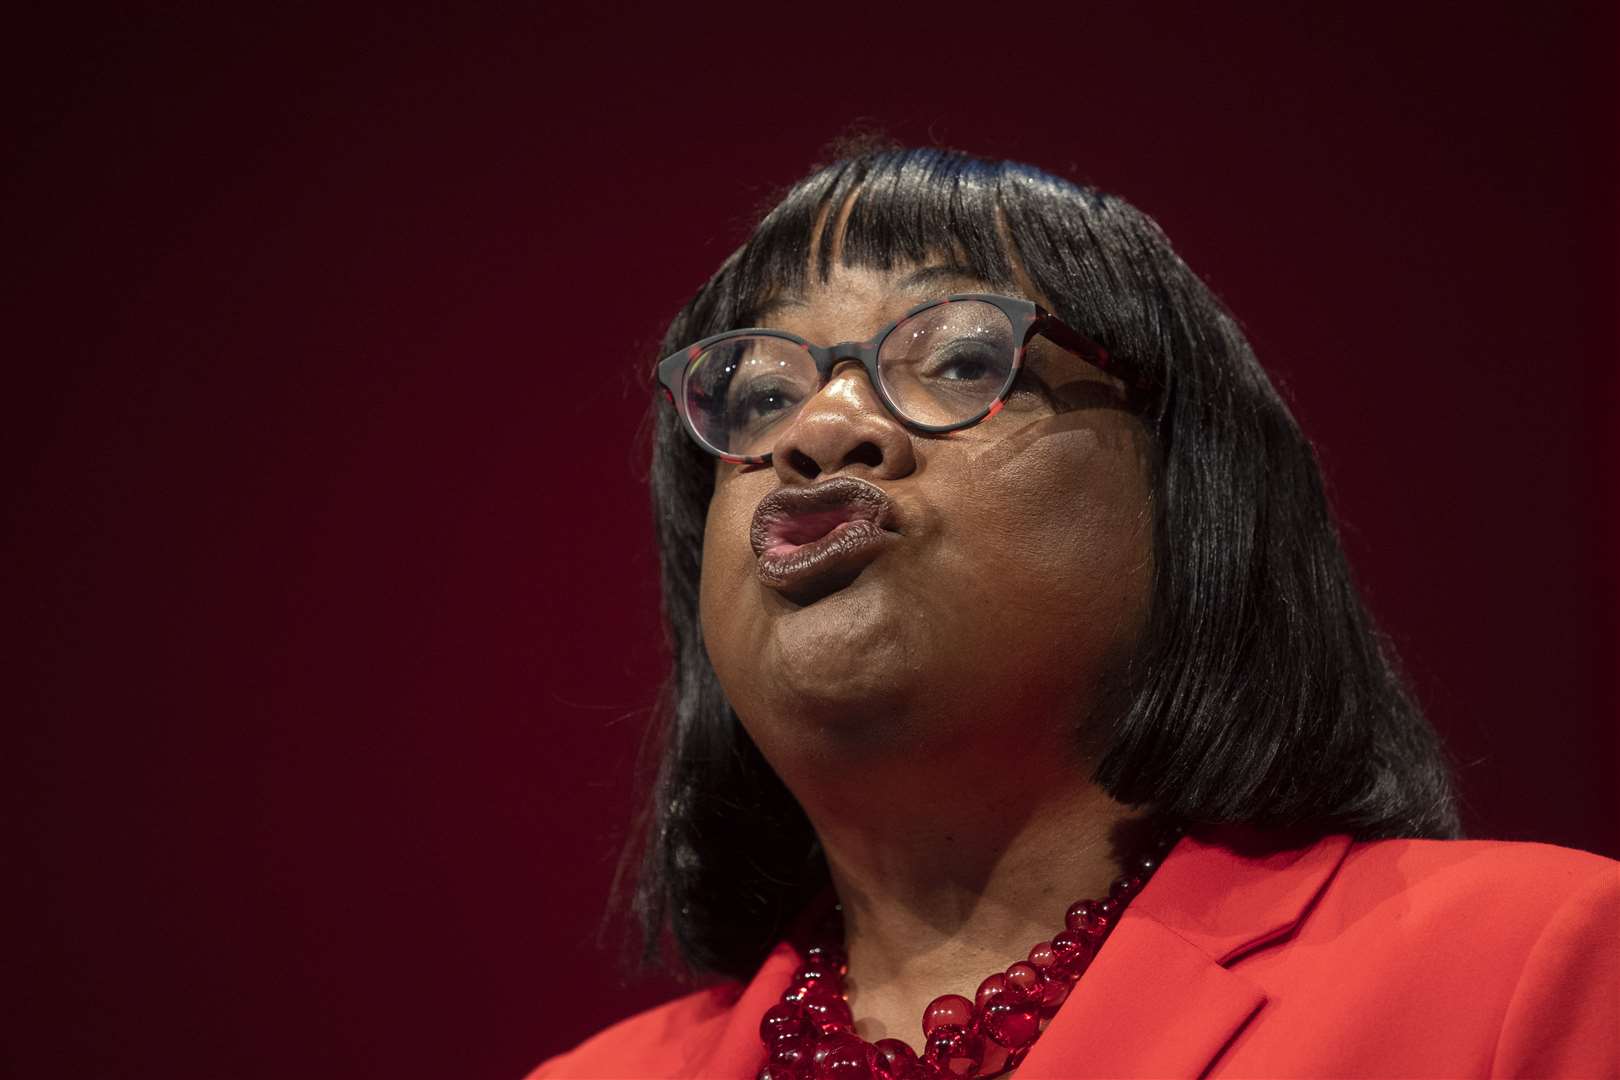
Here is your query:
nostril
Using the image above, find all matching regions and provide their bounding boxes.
[787,448,821,480]
[843,442,883,470]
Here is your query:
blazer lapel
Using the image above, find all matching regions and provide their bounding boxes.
[1019,829,1353,1078]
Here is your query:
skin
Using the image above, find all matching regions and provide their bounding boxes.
[697,258,1158,1050]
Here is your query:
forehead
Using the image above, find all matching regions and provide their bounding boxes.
[750,263,1032,342]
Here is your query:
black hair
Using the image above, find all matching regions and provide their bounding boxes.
[630,145,1461,981]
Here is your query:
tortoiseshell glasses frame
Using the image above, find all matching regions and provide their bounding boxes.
[656,293,1135,464]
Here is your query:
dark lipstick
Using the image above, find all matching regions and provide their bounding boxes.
[750,477,898,601]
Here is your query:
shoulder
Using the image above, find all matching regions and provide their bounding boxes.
[524,982,742,1080]
[1327,836,1617,930]
[1333,839,1620,1075]
[1211,837,1619,1076]
[1315,835,1620,952]
[1342,835,1616,879]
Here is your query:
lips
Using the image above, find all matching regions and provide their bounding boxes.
[750,477,898,602]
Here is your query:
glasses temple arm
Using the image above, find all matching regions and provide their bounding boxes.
[1033,312,1148,390]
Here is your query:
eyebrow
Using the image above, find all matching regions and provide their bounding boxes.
[895,263,987,289]
[750,263,992,323]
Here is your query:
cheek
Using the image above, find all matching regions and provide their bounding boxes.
[938,419,1154,638]
[698,476,766,677]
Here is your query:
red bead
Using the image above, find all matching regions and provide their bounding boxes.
[758,1064,804,1080]
[983,999,1041,1048]
[974,972,1008,1011]
[771,1032,815,1068]
[762,1003,810,1042]
[1064,899,1095,933]
[1003,961,1042,1000]
[813,1031,861,1063]
[1050,929,1093,980]
[976,1043,1012,1078]
[1109,875,1142,900]
[804,944,850,976]
[921,994,974,1035]
[794,965,837,990]
[814,1031,878,1078]
[1096,897,1121,920]
[1037,973,1070,1008]
[1026,940,1057,970]
[872,1038,917,1077]
[802,993,854,1033]
[782,982,814,1005]
[802,980,842,1002]
[786,977,842,1010]
[923,1025,981,1075]
[1058,953,1093,983]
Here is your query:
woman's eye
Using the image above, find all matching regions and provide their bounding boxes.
[940,357,991,381]
[732,380,800,427]
[925,346,999,384]
[747,389,783,416]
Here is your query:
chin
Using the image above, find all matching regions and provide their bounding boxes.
[767,640,911,720]
[768,575,907,662]
[729,625,906,738]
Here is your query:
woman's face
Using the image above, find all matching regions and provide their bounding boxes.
[698,261,1155,773]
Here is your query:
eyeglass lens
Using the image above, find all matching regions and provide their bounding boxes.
[682,300,1017,458]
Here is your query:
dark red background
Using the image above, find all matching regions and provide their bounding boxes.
[8,5,1616,1079]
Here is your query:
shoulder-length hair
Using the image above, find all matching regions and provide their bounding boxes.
[629,145,1460,980]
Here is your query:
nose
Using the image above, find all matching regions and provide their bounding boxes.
[770,359,918,483]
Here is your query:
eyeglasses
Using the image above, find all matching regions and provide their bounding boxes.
[657,293,1130,464]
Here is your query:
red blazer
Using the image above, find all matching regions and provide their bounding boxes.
[531,833,1619,1078]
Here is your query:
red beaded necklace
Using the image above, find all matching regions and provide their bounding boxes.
[756,825,1181,1080]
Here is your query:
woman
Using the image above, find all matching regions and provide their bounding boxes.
[531,147,1617,1079]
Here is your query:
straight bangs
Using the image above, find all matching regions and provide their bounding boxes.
[681,149,1028,341]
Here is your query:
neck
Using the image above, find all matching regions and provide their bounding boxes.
[793,751,1152,1046]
